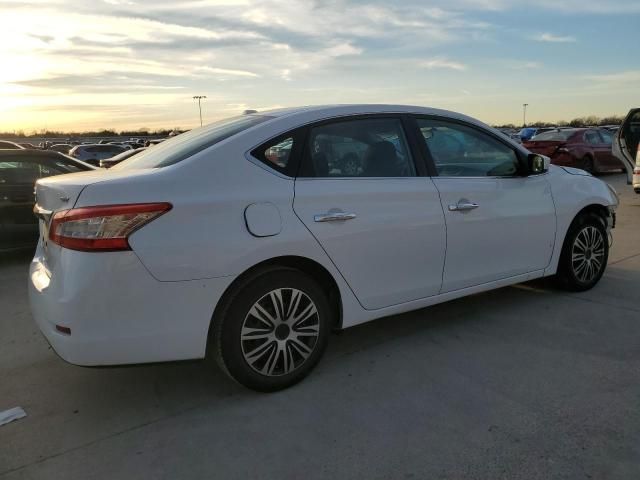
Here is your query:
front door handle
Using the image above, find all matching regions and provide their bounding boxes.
[448,202,479,212]
[314,212,357,222]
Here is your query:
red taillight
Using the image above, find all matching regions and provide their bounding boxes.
[49,203,172,252]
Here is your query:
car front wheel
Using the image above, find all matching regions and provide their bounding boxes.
[212,268,331,392]
[556,213,609,291]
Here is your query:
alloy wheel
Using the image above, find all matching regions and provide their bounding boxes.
[240,288,320,377]
[571,225,605,283]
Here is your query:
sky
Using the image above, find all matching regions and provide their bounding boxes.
[0,0,639,132]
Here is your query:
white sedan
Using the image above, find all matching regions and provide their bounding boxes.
[29,105,618,391]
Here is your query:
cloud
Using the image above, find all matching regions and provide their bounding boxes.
[194,66,260,78]
[534,33,576,43]
[585,70,640,85]
[511,61,543,70]
[420,58,467,71]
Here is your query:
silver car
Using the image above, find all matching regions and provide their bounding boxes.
[68,144,127,166]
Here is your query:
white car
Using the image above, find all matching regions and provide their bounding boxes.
[613,108,640,193]
[68,144,127,166]
[29,105,618,391]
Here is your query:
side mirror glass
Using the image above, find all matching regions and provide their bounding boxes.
[528,153,548,174]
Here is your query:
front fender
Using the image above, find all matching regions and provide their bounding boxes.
[545,167,617,275]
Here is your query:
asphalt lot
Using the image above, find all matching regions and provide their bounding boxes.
[1,172,639,480]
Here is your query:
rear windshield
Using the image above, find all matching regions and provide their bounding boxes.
[531,130,576,141]
[113,115,272,170]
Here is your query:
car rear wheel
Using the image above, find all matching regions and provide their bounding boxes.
[556,213,608,291]
[212,268,331,392]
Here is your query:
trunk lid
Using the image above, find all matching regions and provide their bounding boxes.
[523,140,565,157]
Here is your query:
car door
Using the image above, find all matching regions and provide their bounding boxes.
[414,117,556,293]
[596,129,621,169]
[292,115,446,310]
[614,108,640,184]
[584,130,610,168]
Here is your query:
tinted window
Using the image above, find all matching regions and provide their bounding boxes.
[252,136,295,174]
[599,130,613,145]
[531,130,576,141]
[303,118,415,177]
[0,160,65,184]
[114,115,272,170]
[585,131,601,144]
[418,119,519,177]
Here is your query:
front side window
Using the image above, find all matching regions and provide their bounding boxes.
[302,117,415,178]
[417,118,520,177]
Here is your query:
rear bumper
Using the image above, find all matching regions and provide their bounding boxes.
[28,245,234,366]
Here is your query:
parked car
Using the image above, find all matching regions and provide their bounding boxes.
[613,108,640,193]
[0,140,25,150]
[520,127,558,141]
[29,105,618,391]
[68,144,127,166]
[523,128,624,173]
[100,147,147,168]
[48,144,73,154]
[0,150,96,251]
[498,128,522,144]
[108,142,133,150]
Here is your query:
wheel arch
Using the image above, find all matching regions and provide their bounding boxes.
[573,203,610,228]
[206,255,343,355]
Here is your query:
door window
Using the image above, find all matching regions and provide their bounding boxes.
[302,118,416,178]
[599,130,613,145]
[417,118,519,177]
[585,131,601,145]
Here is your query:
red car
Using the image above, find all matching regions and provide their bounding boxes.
[523,128,624,174]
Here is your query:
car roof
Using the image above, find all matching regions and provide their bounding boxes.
[253,104,490,127]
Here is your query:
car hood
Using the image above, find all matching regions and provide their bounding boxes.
[560,166,592,177]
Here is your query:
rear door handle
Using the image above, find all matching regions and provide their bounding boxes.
[314,212,357,222]
[448,202,479,212]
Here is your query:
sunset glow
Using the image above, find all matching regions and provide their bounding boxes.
[1,0,639,132]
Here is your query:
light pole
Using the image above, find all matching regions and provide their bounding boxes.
[193,95,207,127]
[523,103,529,127]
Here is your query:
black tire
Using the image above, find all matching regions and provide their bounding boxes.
[582,156,596,174]
[211,268,331,392]
[556,213,608,292]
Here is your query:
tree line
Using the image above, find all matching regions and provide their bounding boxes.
[494,115,625,130]
[0,128,185,138]
[0,114,627,138]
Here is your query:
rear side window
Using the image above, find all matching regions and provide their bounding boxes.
[301,117,416,178]
[0,160,66,184]
[251,135,298,175]
[114,115,272,170]
[585,131,601,144]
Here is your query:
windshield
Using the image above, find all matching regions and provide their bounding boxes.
[113,115,272,170]
[531,130,576,141]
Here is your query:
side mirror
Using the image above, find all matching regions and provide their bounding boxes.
[528,153,549,175]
